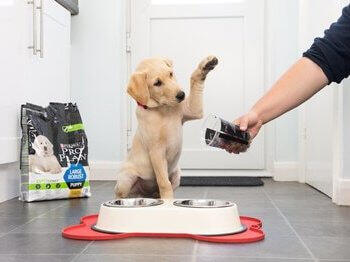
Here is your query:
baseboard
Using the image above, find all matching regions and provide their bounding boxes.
[89,161,121,180]
[334,178,350,206]
[272,161,299,182]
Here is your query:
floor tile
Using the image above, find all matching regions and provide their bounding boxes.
[236,208,295,238]
[0,233,90,254]
[303,236,350,260]
[263,181,320,196]
[205,186,265,195]
[0,198,68,218]
[0,217,32,234]
[197,257,314,262]
[0,254,73,262]
[67,194,109,205]
[42,201,101,218]
[205,186,270,198]
[75,254,193,262]
[320,260,350,262]
[196,235,311,258]
[257,217,295,238]
[11,217,78,234]
[279,206,350,223]
[290,220,350,238]
[83,238,195,255]
[270,193,333,209]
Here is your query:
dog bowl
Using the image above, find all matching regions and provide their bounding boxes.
[173,199,234,208]
[104,198,164,208]
[93,198,246,235]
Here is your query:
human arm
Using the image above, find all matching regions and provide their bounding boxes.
[227,57,327,154]
[228,4,350,154]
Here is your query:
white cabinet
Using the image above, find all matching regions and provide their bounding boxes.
[0,0,71,164]
[25,0,71,104]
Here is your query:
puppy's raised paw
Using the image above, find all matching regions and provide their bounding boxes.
[193,56,218,81]
[201,55,218,72]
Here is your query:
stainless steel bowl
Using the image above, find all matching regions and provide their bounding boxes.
[173,199,234,208]
[103,198,164,208]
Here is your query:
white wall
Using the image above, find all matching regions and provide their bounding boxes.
[342,78,350,179]
[70,0,126,163]
[265,0,300,162]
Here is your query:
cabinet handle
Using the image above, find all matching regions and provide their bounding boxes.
[27,0,37,55]
[36,0,43,58]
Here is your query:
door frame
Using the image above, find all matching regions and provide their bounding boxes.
[122,0,275,176]
[298,83,343,203]
[120,0,130,160]
[297,0,348,204]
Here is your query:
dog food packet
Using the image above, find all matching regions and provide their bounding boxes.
[20,102,91,202]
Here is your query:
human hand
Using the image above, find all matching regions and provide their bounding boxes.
[224,111,263,154]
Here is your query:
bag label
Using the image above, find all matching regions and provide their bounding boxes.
[64,163,87,189]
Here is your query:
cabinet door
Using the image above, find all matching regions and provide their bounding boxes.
[0,0,27,164]
[27,0,71,105]
[0,0,70,164]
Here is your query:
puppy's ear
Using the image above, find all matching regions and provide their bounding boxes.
[162,58,173,68]
[127,72,149,105]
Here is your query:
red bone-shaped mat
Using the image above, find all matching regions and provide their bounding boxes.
[62,214,265,243]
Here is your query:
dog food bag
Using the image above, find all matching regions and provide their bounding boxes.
[20,102,91,202]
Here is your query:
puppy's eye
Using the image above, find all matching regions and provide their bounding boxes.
[170,72,173,77]
[154,79,162,86]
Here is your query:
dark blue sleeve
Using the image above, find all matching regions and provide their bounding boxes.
[303,4,350,84]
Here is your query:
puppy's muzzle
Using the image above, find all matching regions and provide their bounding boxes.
[176,91,185,102]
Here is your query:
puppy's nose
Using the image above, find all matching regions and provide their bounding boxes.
[176,91,185,102]
[44,146,47,151]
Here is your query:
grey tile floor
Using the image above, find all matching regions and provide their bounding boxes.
[0,179,349,262]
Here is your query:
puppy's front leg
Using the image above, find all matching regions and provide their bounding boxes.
[183,56,218,122]
[149,149,173,199]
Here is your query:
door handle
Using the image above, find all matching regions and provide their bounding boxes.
[27,0,37,55]
[36,0,43,58]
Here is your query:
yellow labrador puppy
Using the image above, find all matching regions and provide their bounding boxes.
[115,56,218,199]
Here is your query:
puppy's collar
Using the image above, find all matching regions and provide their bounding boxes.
[137,101,148,110]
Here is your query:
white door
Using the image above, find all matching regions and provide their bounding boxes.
[300,0,348,197]
[130,0,265,169]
